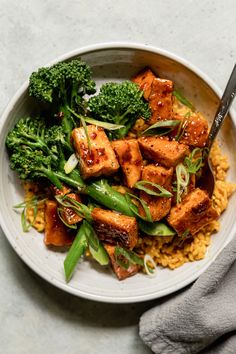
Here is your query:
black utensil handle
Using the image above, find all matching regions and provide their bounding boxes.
[208,64,236,149]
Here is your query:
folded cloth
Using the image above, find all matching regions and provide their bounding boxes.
[139,236,236,354]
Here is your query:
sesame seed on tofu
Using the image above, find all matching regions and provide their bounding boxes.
[71,125,119,179]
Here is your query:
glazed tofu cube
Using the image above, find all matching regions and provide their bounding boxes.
[71,125,119,179]
[132,68,156,100]
[112,139,143,188]
[148,78,174,124]
[44,200,75,246]
[51,185,82,225]
[167,188,218,236]
[91,208,138,249]
[139,165,173,221]
[104,244,139,280]
[178,113,209,147]
[138,136,189,167]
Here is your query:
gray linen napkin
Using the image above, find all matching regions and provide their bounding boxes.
[139,236,236,354]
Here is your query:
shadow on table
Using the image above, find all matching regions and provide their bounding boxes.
[2,233,157,327]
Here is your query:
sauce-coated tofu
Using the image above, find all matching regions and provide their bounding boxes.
[148,78,174,124]
[112,139,143,188]
[44,200,75,246]
[92,208,138,249]
[132,68,156,100]
[138,136,189,167]
[139,165,173,221]
[167,188,218,236]
[51,185,82,225]
[104,244,139,280]
[133,69,174,124]
[71,125,119,179]
[178,113,209,147]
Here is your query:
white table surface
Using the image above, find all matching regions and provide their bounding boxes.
[0,1,235,353]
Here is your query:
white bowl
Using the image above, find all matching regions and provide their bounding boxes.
[0,43,236,303]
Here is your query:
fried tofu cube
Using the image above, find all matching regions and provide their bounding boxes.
[132,68,156,100]
[178,113,209,147]
[112,139,143,188]
[167,188,218,236]
[139,165,173,221]
[91,208,138,249]
[44,200,75,246]
[104,244,139,280]
[148,78,174,124]
[71,125,119,179]
[132,69,174,124]
[51,185,82,225]
[138,136,189,167]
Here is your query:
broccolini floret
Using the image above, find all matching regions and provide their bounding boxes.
[29,59,96,144]
[87,81,151,138]
[6,116,85,190]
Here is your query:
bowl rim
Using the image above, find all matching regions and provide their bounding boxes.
[1,42,236,303]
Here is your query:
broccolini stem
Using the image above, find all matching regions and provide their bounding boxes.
[85,180,137,217]
[55,171,85,190]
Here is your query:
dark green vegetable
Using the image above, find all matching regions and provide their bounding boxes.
[138,220,176,236]
[64,221,88,282]
[142,120,180,136]
[134,180,172,198]
[29,59,96,145]
[88,81,151,138]
[173,90,195,111]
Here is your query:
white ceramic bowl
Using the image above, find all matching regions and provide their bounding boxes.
[1,43,236,303]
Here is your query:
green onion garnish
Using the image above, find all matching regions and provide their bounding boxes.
[184,148,204,174]
[134,180,172,198]
[126,193,152,222]
[142,120,180,136]
[173,90,195,111]
[64,221,88,282]
[176,163,190,204]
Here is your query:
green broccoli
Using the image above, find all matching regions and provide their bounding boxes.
[29,59,96,144]
[6,116,85,190]
[87,81,151,138]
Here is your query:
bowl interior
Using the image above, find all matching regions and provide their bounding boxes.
[1,46,236,303]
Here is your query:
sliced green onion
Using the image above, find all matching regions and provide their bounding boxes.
[176,163,190,204]
[134,180,172,198]
[64,153,79,174]
[173,90,195,111]
[55,195,92,222]
[67,106,91,150]
[14,196,47,232]
[184,148,204,174]
[144,254,157,276]
[142,120,180,136]
[175,112,190,141]
[114,246,144,269]
[89,242,109,265]
[13,196,46,209]
[138,220,176,236]
[64,221,88,282]
[57,207,77,229]
[181,229,190,238]
[21,209,32,232]
[83,117,125,131]
[83,220,99,252]
[126,193,152,222]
